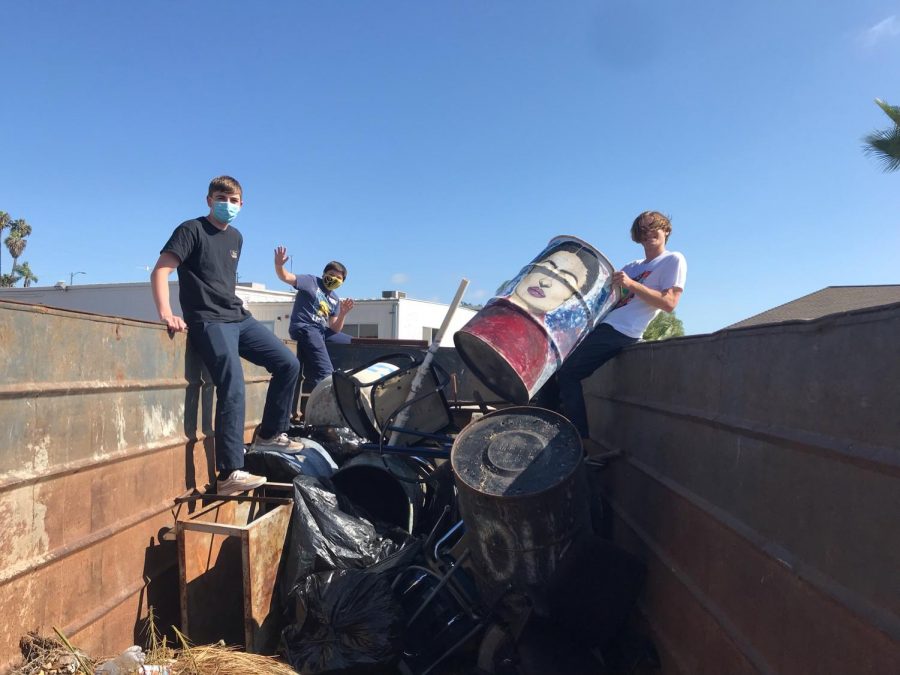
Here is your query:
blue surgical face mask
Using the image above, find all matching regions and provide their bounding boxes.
[212,200,241,225]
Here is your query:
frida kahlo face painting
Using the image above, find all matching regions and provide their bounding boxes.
[508,242,599,315]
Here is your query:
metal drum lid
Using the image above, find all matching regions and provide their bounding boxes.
[451,407,583,498]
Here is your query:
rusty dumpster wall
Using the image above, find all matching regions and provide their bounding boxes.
[0,301,272,670]
[584,303,900,674]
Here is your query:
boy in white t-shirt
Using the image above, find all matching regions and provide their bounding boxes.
[550,211,687,438]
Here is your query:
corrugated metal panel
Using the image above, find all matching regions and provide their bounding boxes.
[0,300,273,671]
[585,303,900,674]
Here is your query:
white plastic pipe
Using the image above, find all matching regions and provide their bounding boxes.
[387,278,469,446]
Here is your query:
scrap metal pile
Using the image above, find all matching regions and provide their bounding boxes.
[233,349,651,674]
[228,235,655,671]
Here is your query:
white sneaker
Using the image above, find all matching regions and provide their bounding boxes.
[217,470,267,496]
[252,432,304,452]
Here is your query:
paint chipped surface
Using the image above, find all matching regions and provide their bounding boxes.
[115,402,128,450]
[0,485,49,578]
[141,403,179,443]
[28,434,51,474]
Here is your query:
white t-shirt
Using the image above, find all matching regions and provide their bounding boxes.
[603,250,687,338]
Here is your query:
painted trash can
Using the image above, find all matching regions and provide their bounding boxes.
[451,407,590,608]
[453,235,616,403]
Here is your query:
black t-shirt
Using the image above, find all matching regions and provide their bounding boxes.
[161,217,249,324]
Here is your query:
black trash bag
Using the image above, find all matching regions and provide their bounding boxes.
[283,569,403,674]
[288,423,366,464]
[364,536,423,575]
[306,425,367,465]
[244,441,338,483]
[287,421,313,438]
[282,475,402,609]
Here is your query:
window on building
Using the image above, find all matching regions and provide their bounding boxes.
[343,323,379,338]
[422,327,439,342]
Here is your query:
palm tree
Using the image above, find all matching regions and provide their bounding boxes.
[0,211,10,278]
[13,262,38,287]
[4,219,32,274]
[863,98,900,172]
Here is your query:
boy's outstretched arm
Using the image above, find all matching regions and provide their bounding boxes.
[274,246,297,286]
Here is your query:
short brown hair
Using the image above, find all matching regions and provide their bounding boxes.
[630,211,672,243]
[208,175,242,198]
[324,261,348,279]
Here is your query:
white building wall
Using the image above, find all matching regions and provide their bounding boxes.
[234,283,297,340]
[396,298,477,342]
[0,283,164,321]
[247,302,294,340]
[342,300,397,339]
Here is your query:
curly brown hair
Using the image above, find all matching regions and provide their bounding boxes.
[630,211,672,243]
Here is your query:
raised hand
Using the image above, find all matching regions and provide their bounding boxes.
[274,246,290,267]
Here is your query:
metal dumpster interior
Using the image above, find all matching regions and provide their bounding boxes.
[1,299,898,673]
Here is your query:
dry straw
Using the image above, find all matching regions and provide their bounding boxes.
[145,610,297,675]
[13,608,297,675]
[12,631,94,675]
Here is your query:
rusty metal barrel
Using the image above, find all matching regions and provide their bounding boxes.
[451,407,590,609]
[453,235,616,403]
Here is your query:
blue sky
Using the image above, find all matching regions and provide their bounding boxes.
[1,1,898,334]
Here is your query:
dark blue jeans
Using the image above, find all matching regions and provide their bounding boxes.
[188,317,300,473]
[292,326,336,390]
[291,327,349,416]
[551,323,638,438]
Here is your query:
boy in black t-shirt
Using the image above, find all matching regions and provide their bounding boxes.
[151,176,302,495]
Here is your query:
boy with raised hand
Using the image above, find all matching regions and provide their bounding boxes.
[551,211,687,439]
[151,176,302,496]
[274,247,354,397]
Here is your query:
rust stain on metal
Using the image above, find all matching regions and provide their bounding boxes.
[244,506,291,653]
